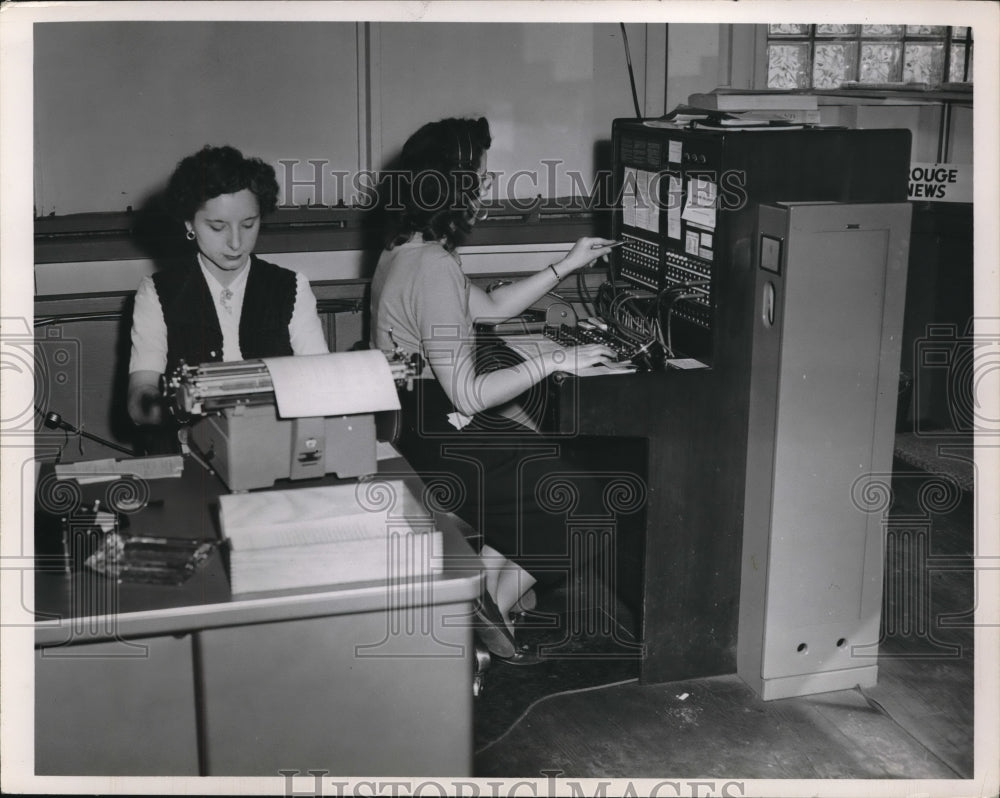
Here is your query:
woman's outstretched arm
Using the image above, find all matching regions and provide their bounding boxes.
[466,237,618,323]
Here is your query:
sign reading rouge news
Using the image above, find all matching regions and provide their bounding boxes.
[908,162,972,203]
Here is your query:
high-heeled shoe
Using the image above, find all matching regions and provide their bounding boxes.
[509,587,537,616]
[472,592,518,659]
[497,643,543,666]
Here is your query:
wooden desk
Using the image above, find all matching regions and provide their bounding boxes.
[34,454,481,777]
[540,369,743,684]
[477,329,738,684]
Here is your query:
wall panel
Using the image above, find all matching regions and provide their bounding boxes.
[33,22,360,215]
[377,23,646,202]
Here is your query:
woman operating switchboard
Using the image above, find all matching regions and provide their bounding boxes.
[370,116,629,661]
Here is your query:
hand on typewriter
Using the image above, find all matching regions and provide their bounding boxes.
[127,371,166,426]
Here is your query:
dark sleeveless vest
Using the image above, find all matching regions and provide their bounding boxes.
[152,255,297,376]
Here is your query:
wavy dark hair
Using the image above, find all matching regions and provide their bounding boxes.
[165,145,279,222]
[383,117,492,253]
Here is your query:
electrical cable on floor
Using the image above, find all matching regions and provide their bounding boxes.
[855,686,964,778]
[475,677,639,756]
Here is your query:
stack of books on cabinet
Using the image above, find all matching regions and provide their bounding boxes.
[219,479,442,595]
[687,89,821,125]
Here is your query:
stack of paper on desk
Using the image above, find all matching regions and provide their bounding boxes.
[218,480,442,595]
[55,455,184,484]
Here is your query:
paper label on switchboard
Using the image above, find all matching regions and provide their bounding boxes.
[263,350,400,418]
[622,167,637,228]
[634,169,659,234]
[622,168,660,234]
[681,178,717,230]
[668,140,682,163]
[667,174,682,239]
[685,230,700,256]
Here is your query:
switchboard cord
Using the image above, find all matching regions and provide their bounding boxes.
[655,281,710,357]
[576,270,597,318]
[594,281,659,353]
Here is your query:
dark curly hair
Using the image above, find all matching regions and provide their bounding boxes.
[383,117,492,253]
[165,145,279,222]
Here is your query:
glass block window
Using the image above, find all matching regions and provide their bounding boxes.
[766,24,973,89]
[767,43,812,88]
[860,42,902,84]
[813,42,858,88]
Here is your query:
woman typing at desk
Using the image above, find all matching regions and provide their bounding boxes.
[127,145,328,428]
[371,117,621,660]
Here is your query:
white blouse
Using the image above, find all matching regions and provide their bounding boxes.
[129,257,329,374]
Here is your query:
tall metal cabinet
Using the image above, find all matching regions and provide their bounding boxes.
[738,201,912,699]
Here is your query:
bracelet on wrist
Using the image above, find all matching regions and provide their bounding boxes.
[548,262,562,281]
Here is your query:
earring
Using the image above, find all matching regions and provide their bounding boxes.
[185,229,196,241]
[466,197,488,223]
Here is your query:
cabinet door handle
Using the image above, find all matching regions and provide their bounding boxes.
[763,282,776,328]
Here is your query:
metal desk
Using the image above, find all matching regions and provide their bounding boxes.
[34,453,481,777]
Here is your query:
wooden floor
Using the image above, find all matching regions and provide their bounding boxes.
[473,459,977,781]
